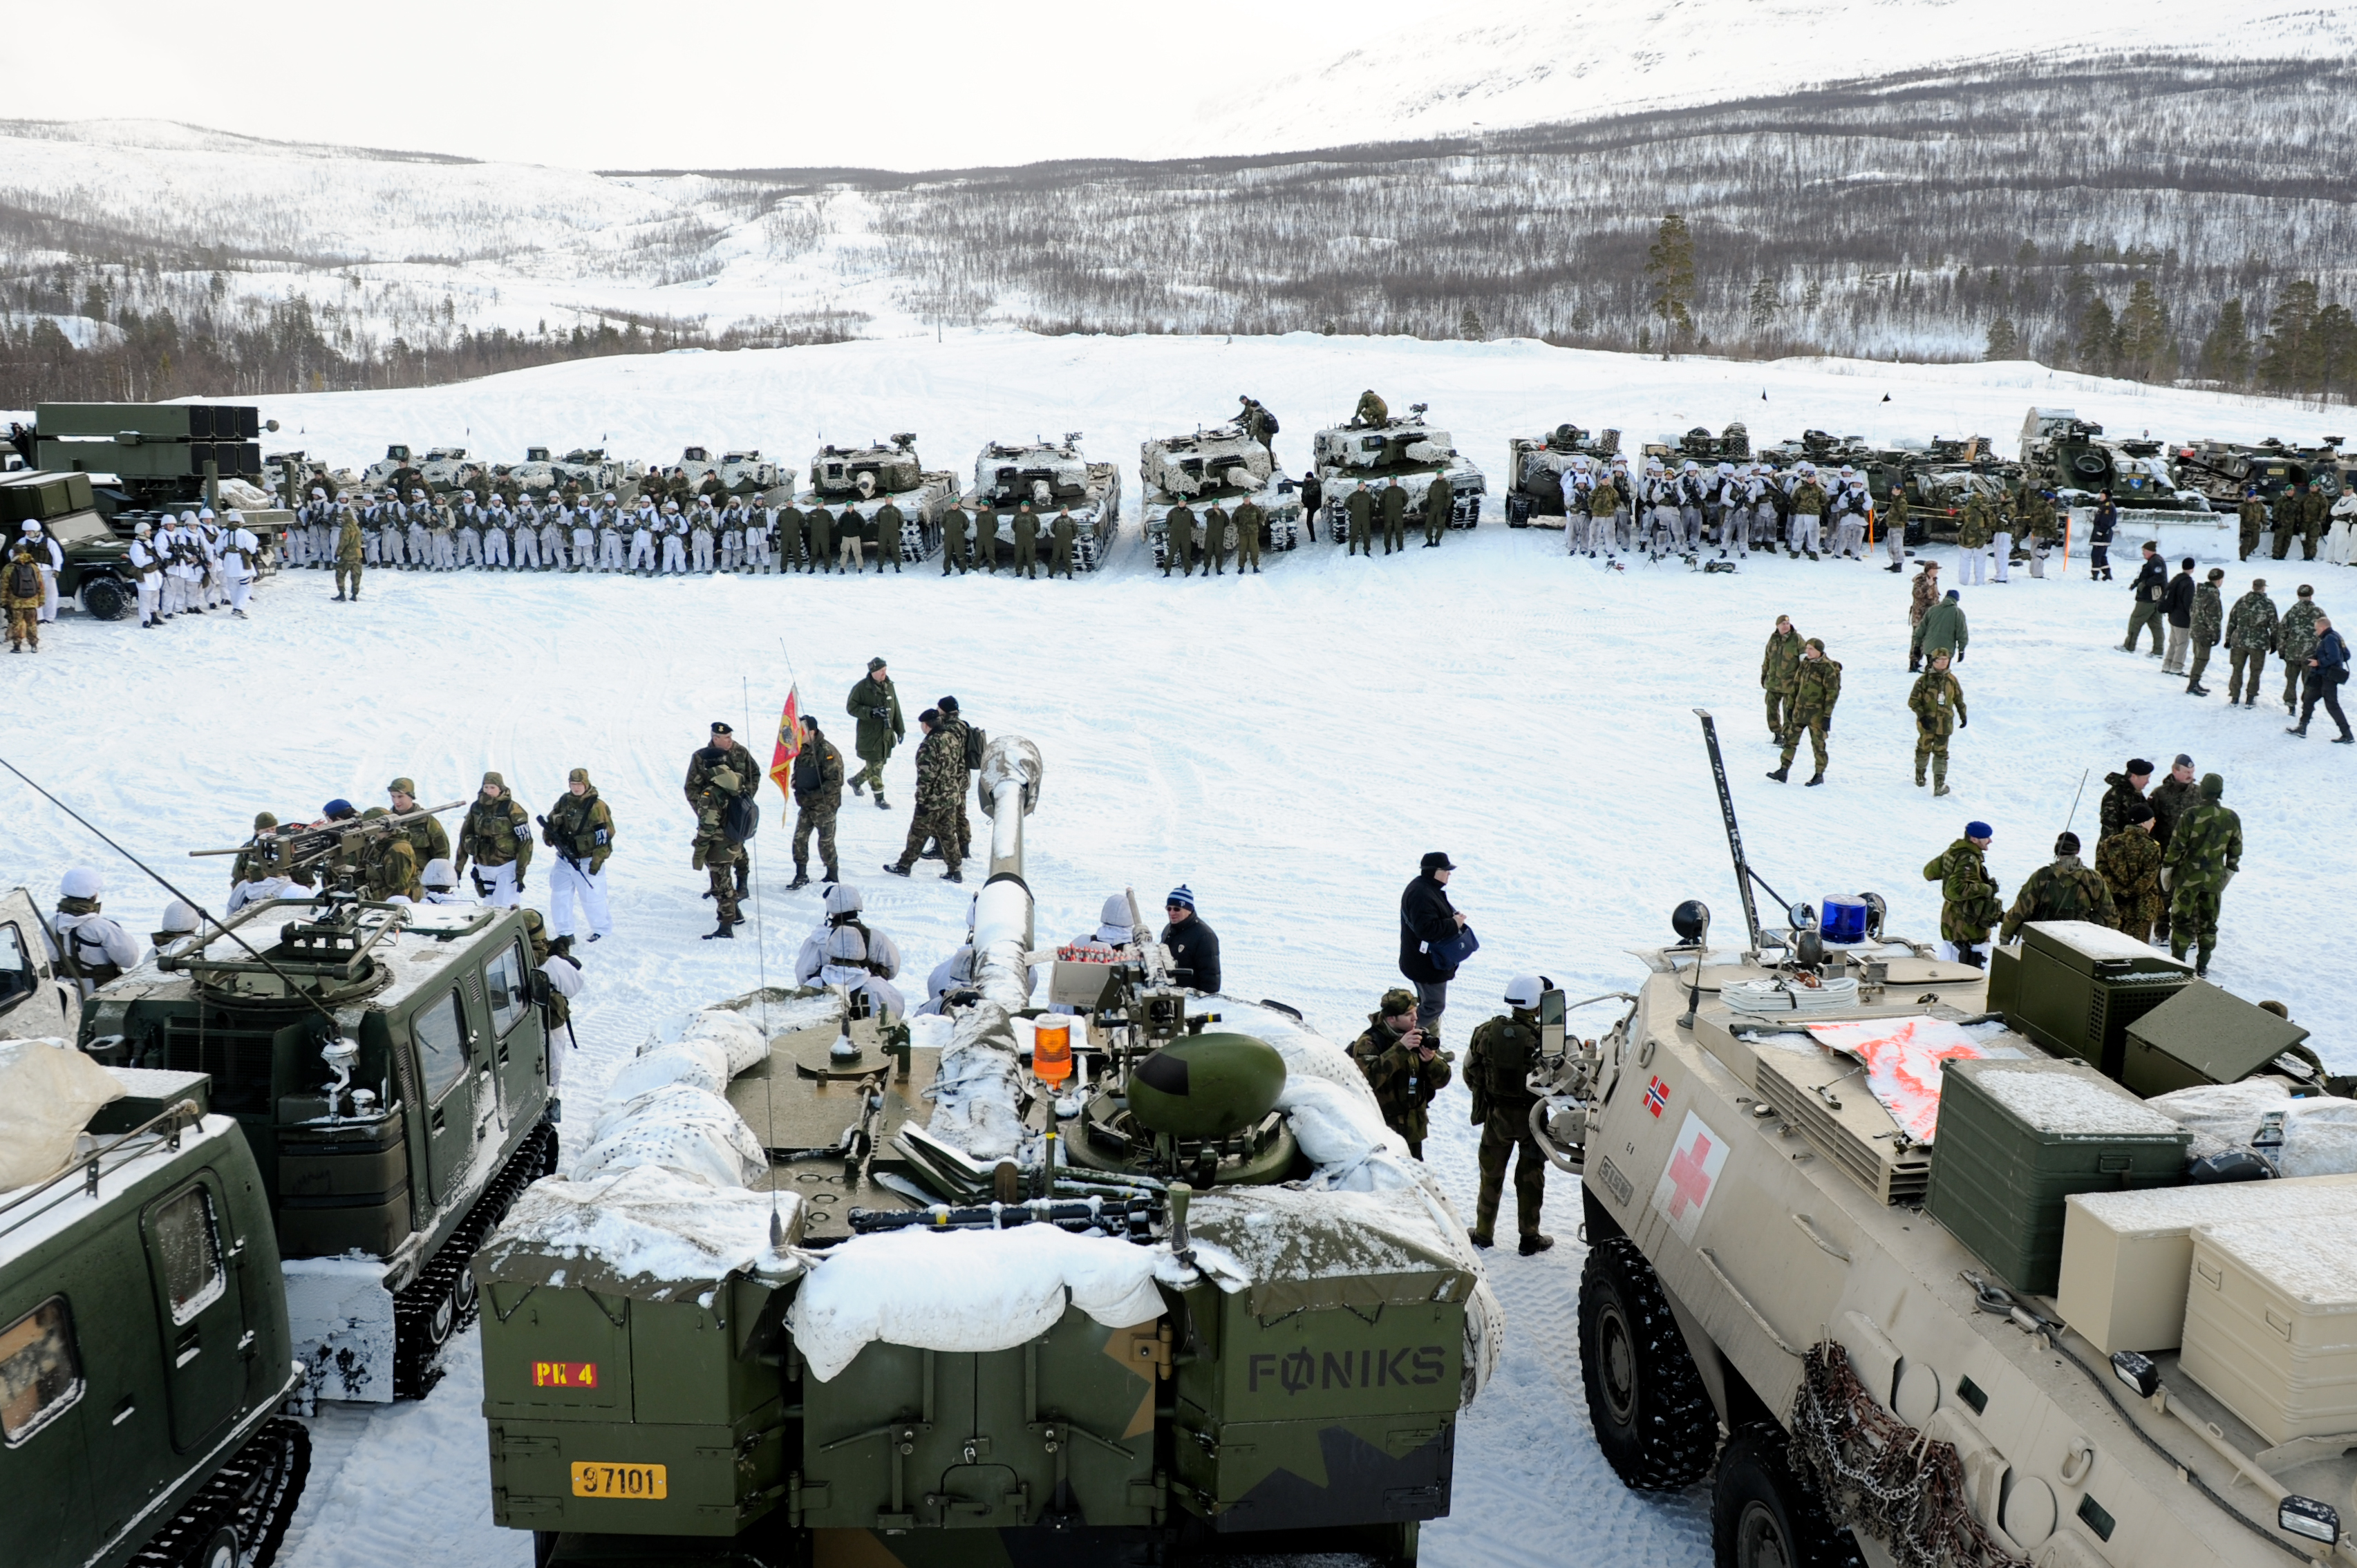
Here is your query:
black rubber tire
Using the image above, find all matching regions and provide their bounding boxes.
[189,1527,240,1568]
[1579,1235,1719,1491]
[1711,1427,1865,1568]
[80,575,132,621]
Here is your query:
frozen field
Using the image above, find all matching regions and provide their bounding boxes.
[7,334,2351,1568]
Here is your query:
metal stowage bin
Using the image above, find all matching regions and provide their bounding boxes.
[2181,1215,2357,1446]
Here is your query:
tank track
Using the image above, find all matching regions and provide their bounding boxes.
[129,1417,310,1568]
[392,1117,558,1401]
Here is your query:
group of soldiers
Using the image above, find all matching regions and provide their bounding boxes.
[1755,610,1968,793]
[1553,457,1908,569]
[1928,752,2243,978]
[2123,553,2353,740]
[2236,480,2348,563]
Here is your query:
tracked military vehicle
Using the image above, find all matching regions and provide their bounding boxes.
[797,435,954,563]
[964,435,1121,569]
[1139,419,1304,567]
[1530,711,2357,1567]
[1313,402,1485,538]
[2176,437,2342,510]
[1503,423,1622,524]
[2021,410,2210,518]
[476,734,1499,1567]
[1,1048,310,1568]
[79,809,558,1404]
[678,446,780,496]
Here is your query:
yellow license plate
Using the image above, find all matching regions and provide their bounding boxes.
[570,1462,667,1500]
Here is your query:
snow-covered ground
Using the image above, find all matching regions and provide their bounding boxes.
[8,334,2351,1568]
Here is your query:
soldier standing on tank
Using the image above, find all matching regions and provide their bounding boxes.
[2225,577,2278,707]
[941,501,969,575]
[332,498,364,603]
[2237,487,2266,560]
[788,713,844,889]
[2098,806,2164,944]
[873,499,905,574]
[1164,500,1197,576]
[1999,833,2116,942]
[1422,476,1452,547]
[1465,975,1552,1254]
[1238,394,1279,460]
[846,659,903,808]
[1013,503,1040,578]
[1378,477,1409,556]
[1351,988,1451,1160]
[453,771,532,907]
[1769,637,1840,786]
[1344,482,1375,557]
[2161,773,2240,977]
[1909,648,1966,795]
[2186,567,2226,695]
[691,765,748,940]
[1925,821,2002,967]
[884,710,965,881]
[1051,506,1079,578]
[1761,615,1803,739]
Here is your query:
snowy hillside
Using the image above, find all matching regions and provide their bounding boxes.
[8,332,2352,1568]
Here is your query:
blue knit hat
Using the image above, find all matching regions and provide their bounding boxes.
[1946,588,1960,601]
[1165,885,1196,911]
[322,799,357,820]
[1966,821,1993,840]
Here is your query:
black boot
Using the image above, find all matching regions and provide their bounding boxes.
[883,862,911,877]
[787,870,811,890]
[702,922,735,941]
[1805,771,1825,786]
[1955,942,1984,970]
[1766,765,1790,782]
[1517,1234,1555,1256]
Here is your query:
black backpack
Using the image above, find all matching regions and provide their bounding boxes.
[962,723,987,771]
[6,558,37,599]
[723,791,760,845]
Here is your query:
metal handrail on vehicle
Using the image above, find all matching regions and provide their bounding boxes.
[0,1097,204,1238]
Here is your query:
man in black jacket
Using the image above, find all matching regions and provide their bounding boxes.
[2161,557,2197,674]
[1398,851,1468,1047]
[1160,885,1221,994]
[2123,542,2167,656]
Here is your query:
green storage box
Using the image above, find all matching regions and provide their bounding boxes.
[2121,979,2312,1097]
[2000,920,2190,1079]
[1924,1056,2190,1295]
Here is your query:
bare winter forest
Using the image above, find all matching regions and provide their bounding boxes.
[3,52,2352,407]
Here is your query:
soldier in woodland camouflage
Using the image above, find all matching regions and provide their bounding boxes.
[2186,567,2226,695]
[2226,578,2278,707]
[2277,585,2325,712]
[691,766,746,939]
[2097,805,2164,944]
[2238,489,2266,561]
[2161,773,2241,977]
[885,709,966,880]
[1999,833,2116,942]
[1925,822,2002,967]
[1349,988,1452,1160]
[1908,648,1966,795]
[1768,637,1840,785]
[1463,976,1552,1254]
[788,714,843,889]
[1760,615,1803,739]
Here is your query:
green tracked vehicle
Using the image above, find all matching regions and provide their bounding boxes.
[79,808,559,1404]
[475,735,1498,1568]
[1,1055,310,1568]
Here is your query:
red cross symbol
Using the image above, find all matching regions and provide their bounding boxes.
[1666,1132,1716,1219]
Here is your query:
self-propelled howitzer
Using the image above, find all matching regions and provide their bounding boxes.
[476,733,1499,1567]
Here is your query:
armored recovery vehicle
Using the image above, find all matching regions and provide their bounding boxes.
[962,435,1120,570]
[79,808,560,1404]
[1139,419,1304,567]
[798,435,953,563]
[475,734,1499,1567]
[1532,712,2357,1567]
[1312,402,1483,538]
[1503,423,1622,525]
[1,1048,310,1568]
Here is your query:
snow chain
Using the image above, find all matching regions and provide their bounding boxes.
[1788,1341,2028,1568]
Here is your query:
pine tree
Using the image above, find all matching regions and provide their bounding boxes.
[1458,304,1484,341]
[2261,281,2322,393]
[2200,299,2251,386]
[1984,317,2022,361]
[1747,274,1779,334]
[1643,214,1696,359]
[2316,303,2357,404]
[2115,279,2172,382]
[2076,298,2119,376]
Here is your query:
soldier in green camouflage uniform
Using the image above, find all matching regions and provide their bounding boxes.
[1999,833,2116,942]
[2096,805,2164,944]
[691,766,746,938]
[1164,502,1196,577]
[1908,648,1966,795]
[1463,976,1552,1255]
[1234,498,1265,572]
[2226,579,2278,707]
[845,659,904,806]
[2186,568,2226,695]
[2237,490,2266,561]
[2278,585,2325,712]
[941,503,968,574]
[231,811,283,887]
[787,714,843,889]
[2149,755,2199,946]
[1345,484,1375,557]
[935,695,977,867]
[686,723,761,900]
[1769,637,1841,785]
[885,709,966,881]
[453,771,532,906]
[1761,615,1803,739]
[1924,824,2002,967]
[1422,478,1452,546]
[357,807,418,900]
[1349,988,1452,1160]
[2161,773,2242,977]
[387,779,451,894]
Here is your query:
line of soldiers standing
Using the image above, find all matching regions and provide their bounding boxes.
[2238,480,2336,563]
[1552,456,1904,567]
[1334,476,1454,560]
[939,501,1084,578]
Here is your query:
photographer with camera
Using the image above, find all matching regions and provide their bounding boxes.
[1351,988,1452,1160]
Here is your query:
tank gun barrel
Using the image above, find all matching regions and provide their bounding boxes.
[971,738,1042,1011]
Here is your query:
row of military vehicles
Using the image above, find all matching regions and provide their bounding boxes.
[10,716,2357,1568]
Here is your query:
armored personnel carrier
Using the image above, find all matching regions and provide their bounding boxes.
[964,434,1121,569]
[361,444,422,494]
[1312,402,1485,538]
[79,809,559,1404]
[798,435,953,563]
[1139,419,1304,567]
[1532,712,2357,1567]
[475,735,1499,1567]
[1,1047,310,1568]
[2022,411,2210,518]
[1503,423,1622,525]
[408,447,485,497]
[678,446,780,496]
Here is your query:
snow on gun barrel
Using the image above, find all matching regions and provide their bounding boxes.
[473,731,1500,1558]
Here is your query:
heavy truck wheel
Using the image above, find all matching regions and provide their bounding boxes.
[1578,1236,1719,1491]
[79,574,132,621]
[1711,1426,1863,1568]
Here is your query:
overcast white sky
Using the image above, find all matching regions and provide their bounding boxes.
[15,1,1435,171]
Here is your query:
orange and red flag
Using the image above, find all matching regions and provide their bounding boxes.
[769,686,802,802]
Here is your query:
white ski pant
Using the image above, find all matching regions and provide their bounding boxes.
[573,528,595,567]
[550,859,611,938]
[1790,514,1821,555]
[1991,531,2012,581]
[1832,519,1865,558]
[228,575,252,614]
[1678,505,1703,551]
[160,574,185,615]
[432,533,456,569]
[746,534,772,571]
[1958,547,1987,586]
[138,578,161,623]
[1754,502,1779,544]
[518,530,543,568]
[363,531,382,565]
[692,532,714,572]
[485,529,511,567]
[721,538,742,571]
[409,525,431,563]
[600,531,623,569]
[629,532,655,572]
[467,860,520,908]
[1563,513,1588,554]
[1886,520,1905,564]
[663,536,687,574]
[2028,536,2049,578]
[39,569,59,621]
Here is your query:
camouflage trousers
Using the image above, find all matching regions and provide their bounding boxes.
[855,753,890,797]
[7,605,37,649]
[2228,648,2268,703]
[1779,712,1830,775]
[695,841,744,923]
[792,803,839,879]
[1476,1100,1548,1240]
[1915,727,1952,787]
[335,563,362,597]
[2169,885,2222,963]
[894,802,959,871]
[1765,688,1794,740]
